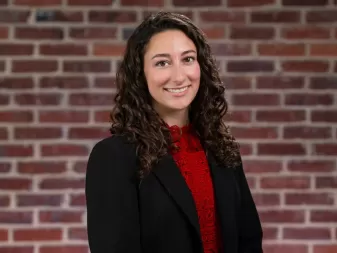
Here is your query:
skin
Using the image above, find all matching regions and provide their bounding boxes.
[143,29,201,127]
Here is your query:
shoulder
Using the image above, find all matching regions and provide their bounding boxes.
[87,134,138,178]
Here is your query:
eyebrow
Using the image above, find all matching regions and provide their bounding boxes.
[151,50,196,59]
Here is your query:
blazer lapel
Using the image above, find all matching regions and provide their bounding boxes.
[206,152,239,252]
[152,154,201,239]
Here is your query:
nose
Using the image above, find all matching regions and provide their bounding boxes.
[172,64,185,85]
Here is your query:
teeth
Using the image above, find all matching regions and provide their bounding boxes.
[166,86,188,93]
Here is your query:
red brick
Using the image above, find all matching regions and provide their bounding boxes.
[14,0,61,5]
[93,78,115,89]
[282,26,331,39]
[0,128,7,140]
[0,43,33,55]
[0,0,8,5]
[70,194,86,206]
[41,144,88,157]
[210,43,251,56]
[286,193,334,206]
[0,145,33,157]
[258,143,306,155]
[68,227,87,240]
[285,94,333,106]
[0,10,30,23]
[39,211,83,223]
[264,245,308,253]
[18,162,66,174]
[232,94,280,106]
[93,43,125,56]
[310,77,337,89]
[0,163,11,173]
[223,110,252,123]
[94,110,111,123]
[89,11,137,23]
[227,60,274,72]
[0,95,9,105]
[228,0,275,7]
[36,11,83,22]
[221,76,251,90]
[40,76,89,89]
[0,247,33,253]
[314,144,337,156]
[243,160,282,173]
[68,0,113,5]
[311,110,337,122]
[39,178,85,190]
[316,176,337,188]
[263,227,278,240]
[14,229,62,241]
[199,11,245,23]
[12,60,58,73]
[40,246,88,253]
[0,111,33,122]
[0,211,33,224]
[14,93,61,106]
[0,178,31,190]
[310,44,337,56]
[284,227,331,240]
[284,126,332,139]
[120,0,163,7]
[172,0,219,6]
[39,44,87,56]
[232,127,278,139]
[68,127,109,139]
[39,111,89,123]
[69,27,117,39]
[260,176,310,189]
[15,27,64,40]
[0,229,8,241]
[306,10,337,22]
[282,61,329,72]
[251,11,300,23]
[14,127,62,140]
[252,193,280,206]
[259,210,305,223]
[258,43,305,56]
[0,78,34,89]
[314,245,337,253]
[142,10,193,20]
[239,144,253,156]
[256,76,304,89]
[230,26,275,40]
[311,211,337,222]
[282,0,328,5]
[69,93,114,106]
[0,60,5,72]
[63,60,110,73]
[288,160,335,172]
[17,194,63,206]
[73,161,87,174]
[0,26,8,39]
[202,27,225,39]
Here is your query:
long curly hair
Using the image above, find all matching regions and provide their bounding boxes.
[110,11,241,178]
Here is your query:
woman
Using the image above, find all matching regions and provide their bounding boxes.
[85,11,263,253]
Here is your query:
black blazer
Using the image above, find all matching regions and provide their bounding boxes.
[85,135,263,253]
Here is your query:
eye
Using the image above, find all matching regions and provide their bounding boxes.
[184,56,195,63]
[155,60,169,67]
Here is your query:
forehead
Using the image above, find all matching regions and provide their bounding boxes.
[145,30,196,55]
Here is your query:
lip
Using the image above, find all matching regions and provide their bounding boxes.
[164,85,191,97]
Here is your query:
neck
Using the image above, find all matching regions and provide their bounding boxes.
[156,107,189,128]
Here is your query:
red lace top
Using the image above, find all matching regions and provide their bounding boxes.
[168,124,222,253]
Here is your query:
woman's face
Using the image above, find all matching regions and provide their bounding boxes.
[143,29,201,116]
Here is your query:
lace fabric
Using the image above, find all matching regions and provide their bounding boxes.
[168,124,222,253]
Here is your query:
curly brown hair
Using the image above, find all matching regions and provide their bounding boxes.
[110,11,241,178]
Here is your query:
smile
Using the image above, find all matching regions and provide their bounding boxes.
[164,86,190,93]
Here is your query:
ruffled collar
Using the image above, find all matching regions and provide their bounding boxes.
[167,124,192,143]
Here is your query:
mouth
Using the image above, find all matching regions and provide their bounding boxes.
[164,85,191,93]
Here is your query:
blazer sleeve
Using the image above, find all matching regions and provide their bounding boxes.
[85,137,141,253]
[235,159,263,253]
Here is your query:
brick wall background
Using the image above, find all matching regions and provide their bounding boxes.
[0,0,336,253]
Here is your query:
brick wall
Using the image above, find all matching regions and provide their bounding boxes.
[0,0,336,252]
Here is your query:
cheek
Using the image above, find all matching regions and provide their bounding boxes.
[147,69,171,90]
[187,63,201,81]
